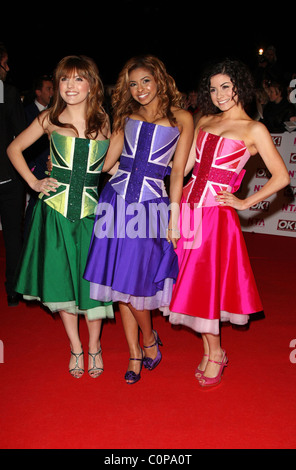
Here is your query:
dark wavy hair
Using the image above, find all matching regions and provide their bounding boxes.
[197,58,255,115]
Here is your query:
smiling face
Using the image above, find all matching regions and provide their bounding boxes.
[59,69,90,106]
[128,67,158,106]
[209,73,238,111]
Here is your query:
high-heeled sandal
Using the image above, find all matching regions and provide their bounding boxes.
[124,350,144,385]
[195,354,209,378]
[198,350,228,388]
[88,347,104,378]
[69,350,84,378]
[143,330,163,371]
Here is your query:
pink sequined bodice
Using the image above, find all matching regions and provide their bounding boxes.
[183,129,250,207]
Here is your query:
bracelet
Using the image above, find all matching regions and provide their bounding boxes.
[166,228,180,236]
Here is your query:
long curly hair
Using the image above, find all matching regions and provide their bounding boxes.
[112,55,183,132]
[197,58,255,115]
[44,55,108,139]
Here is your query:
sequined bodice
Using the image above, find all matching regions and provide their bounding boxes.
[109,118,180,203]
[183,130,250,207]
[41,131,109,222]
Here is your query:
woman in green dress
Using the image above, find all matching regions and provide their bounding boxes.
[7,55,114,378]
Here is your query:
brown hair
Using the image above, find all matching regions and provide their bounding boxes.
[43,55,108,139]
[111,55,183,132]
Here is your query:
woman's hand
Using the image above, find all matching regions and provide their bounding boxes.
[31,177,58,196]
[216,191,246,211]
[166,227,181,249]
[46,155,53,175]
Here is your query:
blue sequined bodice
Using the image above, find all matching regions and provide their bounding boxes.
[109,118,180,203]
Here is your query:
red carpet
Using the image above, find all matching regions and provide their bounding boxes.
[0,230,296,450]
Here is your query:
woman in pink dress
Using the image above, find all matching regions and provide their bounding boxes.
[163,59,290,388]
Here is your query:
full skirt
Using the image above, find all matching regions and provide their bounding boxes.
[15,199,113,320]
[162,204,263,334]
[84,182,179,311]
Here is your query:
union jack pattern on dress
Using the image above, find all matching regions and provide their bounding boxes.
[109,119,180,204]
[183,130,250,208]
[41,131,109,221]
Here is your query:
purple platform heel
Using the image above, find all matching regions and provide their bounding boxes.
[143,330,163,371]
[124,350,144,385]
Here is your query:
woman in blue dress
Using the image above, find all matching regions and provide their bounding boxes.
[84,55,194,384]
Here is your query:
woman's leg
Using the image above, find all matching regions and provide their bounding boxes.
[85,317,103,376]
[195,334,210,375]
[202,333,224,378]
[85,317,102,352]
[128,303,158,362]
[119,302,142,382]
[59,310,84,377]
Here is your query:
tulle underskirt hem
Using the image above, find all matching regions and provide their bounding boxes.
[90,278,174,311]
[23,295,114,321]
[160,307,249,335]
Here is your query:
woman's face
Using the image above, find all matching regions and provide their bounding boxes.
[59,69,90,106]
[209,73,238,111]
[128,67,158,106]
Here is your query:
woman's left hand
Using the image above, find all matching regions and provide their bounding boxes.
[216,191,246,211]
[166,227,181,249]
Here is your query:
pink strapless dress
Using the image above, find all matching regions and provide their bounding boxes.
[162,129,263,335]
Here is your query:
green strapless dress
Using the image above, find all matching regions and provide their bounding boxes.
[15,131,113,320]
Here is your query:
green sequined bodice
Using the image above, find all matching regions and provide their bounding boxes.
[40,131,109,222]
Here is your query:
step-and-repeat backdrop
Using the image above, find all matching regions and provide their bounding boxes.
[238,131,296,238]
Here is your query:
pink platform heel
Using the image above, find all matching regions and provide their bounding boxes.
[198,350,228,388]
[195,354,209,378]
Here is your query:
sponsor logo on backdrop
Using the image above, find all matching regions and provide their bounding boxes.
[272,136,282,146]
[277,219,296,232]
[284,186,296,197]
[254,184,265,192]
[256,168,271,178]
[247,217,265,227]
[250,201,270,211]
[282,203,296,212]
